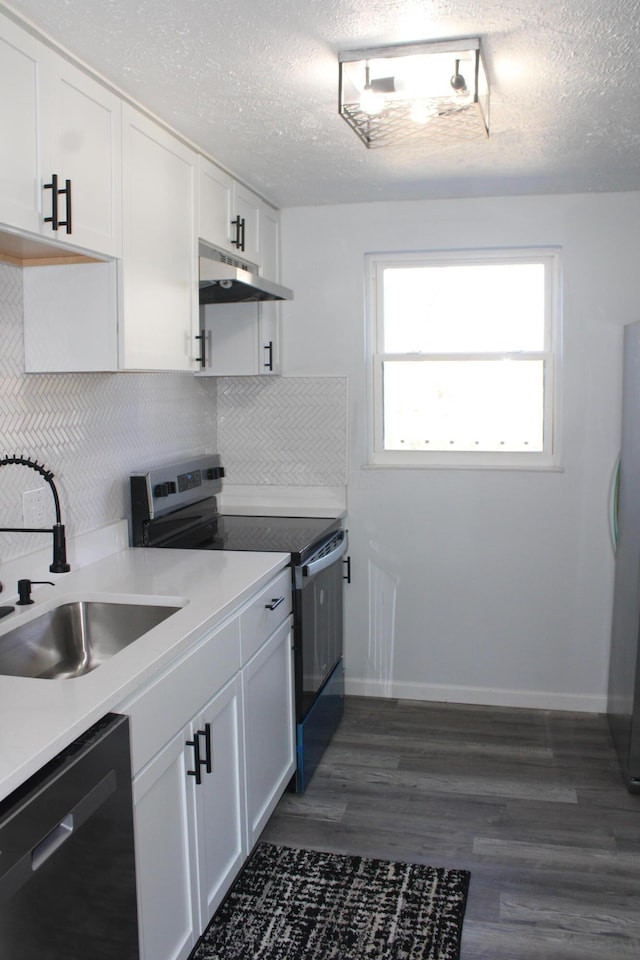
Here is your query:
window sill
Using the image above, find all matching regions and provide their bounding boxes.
[364,455,564,472]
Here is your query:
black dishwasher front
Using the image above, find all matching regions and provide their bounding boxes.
[0,713,139,959]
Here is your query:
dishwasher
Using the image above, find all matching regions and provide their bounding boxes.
[0,713,139,959]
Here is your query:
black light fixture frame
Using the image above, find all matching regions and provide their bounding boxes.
[338,37,489,149]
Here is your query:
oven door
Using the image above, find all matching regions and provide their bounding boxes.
[293,529,347,720]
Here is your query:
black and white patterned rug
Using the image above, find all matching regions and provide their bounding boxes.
[192,842,470,960]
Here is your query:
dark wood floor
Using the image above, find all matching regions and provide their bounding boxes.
[260,696,640,959]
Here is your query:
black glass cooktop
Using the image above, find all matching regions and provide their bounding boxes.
[144,496,341,565]
[205,514,341,564]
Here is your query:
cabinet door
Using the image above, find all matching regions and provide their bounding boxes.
[233,182,260,266]
[192,675,246,929]
[197,301,256,376]
[198,160,264,268]
[44,58,122,257]
[121,104,198,370]
[0,16,44,234]
[259,203,280,282]
[257,206,282,373]
[242,617,295,849]
[197,301,279,377]
[133,731,198,960]
[199,157,234,253]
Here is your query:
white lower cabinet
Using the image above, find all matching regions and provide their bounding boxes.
[243,618,295,849]
[123,567,294,960]
[191,675,246,928]
[133,674,245,960]
[133,730,196,960]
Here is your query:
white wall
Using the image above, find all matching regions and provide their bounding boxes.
[280,192,640,712]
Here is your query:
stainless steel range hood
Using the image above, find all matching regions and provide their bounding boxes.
[199,243,293,304]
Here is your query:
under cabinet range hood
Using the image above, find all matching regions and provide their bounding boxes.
[199,243,293,304]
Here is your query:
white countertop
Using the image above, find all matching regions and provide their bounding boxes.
[0,546,289,802]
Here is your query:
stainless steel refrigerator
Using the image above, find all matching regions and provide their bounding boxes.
[608,319,640,792]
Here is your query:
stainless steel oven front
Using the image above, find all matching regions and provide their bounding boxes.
[292,528,347,792]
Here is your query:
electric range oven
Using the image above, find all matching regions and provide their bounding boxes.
[129,455,347,792]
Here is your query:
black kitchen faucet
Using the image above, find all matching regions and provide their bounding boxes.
[0,455,71,573]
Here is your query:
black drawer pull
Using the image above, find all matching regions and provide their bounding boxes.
[265,596,285,611]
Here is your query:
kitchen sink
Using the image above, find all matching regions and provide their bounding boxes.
[0,600,181,680]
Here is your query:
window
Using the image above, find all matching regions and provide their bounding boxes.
[366,248,561,468]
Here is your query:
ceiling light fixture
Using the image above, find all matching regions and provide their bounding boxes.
[339,38,489,149]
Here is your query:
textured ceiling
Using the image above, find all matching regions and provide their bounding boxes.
[3,0,640,207]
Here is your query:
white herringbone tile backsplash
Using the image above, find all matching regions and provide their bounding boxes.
[0,262,217,562]
[217,376,347,485]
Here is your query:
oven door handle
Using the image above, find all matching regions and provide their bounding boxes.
[302,529,348,578]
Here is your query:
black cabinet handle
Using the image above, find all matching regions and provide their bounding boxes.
[200,722,212,774]
[186,723,212,784]
[265,596,285,611]
[195,332,206,369]
[186,734,203,785]
[43,175,72,234]
[231,215,245,251]
[43,174,59,231]
[264,341,273,371]
[58,178,72,234]
[343,556,352,584]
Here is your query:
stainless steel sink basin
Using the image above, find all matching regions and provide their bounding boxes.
[0,601,181,679]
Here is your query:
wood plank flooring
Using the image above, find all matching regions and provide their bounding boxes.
[260,696,640,959]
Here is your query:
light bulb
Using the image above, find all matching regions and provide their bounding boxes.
[410,100,430,124]
[450,60,468,96]
[360,86,385,115]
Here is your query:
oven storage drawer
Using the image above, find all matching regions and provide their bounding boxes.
[239,567,292,663]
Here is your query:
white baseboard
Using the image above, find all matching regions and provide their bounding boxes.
[345,676,607,714]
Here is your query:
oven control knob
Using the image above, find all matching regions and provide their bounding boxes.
[154,483,170,498]
[167,482,177,494]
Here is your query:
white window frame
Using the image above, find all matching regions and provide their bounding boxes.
[365,247,562,470]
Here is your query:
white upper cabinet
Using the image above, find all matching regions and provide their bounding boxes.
[232,181,261,266]
[197,301,280,377]
[197,158,283,377]
[0,13,122,258]
[198,159,234,253]
[199,157,260,265]
[24,106,199,373]
[198,157,280,277]
[3,9,285,374]
[0,17,42,236]
[120,104,198,371]
[43,59,122,258]
[259,203,280,283]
